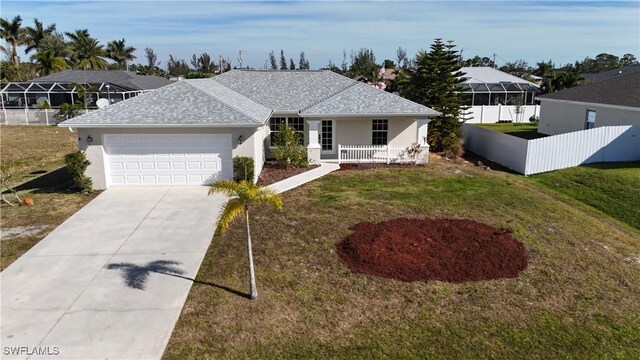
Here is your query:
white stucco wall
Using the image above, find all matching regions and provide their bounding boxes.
[76,126,264,189]
[538,99,640,135]
[331,117,419,147]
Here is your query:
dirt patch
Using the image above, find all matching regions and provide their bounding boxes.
[1,225,49,241]
[257,162,319,186]
[336,218,527,283]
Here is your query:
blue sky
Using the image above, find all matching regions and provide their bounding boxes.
[3,1,639,69]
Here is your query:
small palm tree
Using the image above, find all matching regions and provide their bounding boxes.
[209,180,283,299]
[0,15,26,66]
[106,38,137,70]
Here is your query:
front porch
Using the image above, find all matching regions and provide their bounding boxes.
[304,118,431,164]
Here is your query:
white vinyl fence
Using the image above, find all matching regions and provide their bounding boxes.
[338,145,418,164]
[463,124,640,175]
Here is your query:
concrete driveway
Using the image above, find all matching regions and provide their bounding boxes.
[1,187,224,360]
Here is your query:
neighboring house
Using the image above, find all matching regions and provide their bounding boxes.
[458,67,540,124]
[582,65,640,83]
[1,70,171,125]
[59,70,439,189]
[537,72,640,135]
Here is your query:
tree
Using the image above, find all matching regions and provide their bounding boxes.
[398,39,465,156]
[533,60,553,77]
[383,59,395,69]
[24,18,56,55]
[106,38,136,70]
[461,55,495,68]
[299,51,309,70]
[279,49,287,70]
[267,50,277,70]
[499,59,530,78]
[167,54,190,76]
[34,49,67,75]
[145,47,159,69]
[209,180,283,299]
[65,29,108,70]
[0,15,26,66]
[621,53,638,66]
[348,48,378,79]
[289,58,295,70]
[540,70,583,93]
[396,46,408,68]
[190,52,214,73]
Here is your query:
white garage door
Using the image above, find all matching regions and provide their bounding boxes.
[104,134,232,186]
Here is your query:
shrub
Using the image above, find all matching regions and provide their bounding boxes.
[55,103,84,122]
[65,151,92,193]
[233,156,255,182]
[529,115,539,124]
[272,125,308,168]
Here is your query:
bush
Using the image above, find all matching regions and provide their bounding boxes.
[233,156,255,182]
[529,115,539,124]
[65,151,92,192]
[272,125,308,168]
[55,103,84,122]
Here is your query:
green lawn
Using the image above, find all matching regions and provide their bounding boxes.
[476,123,547,140]
[530,162,640,231]
[1,125,98,270]
[164,157,640,359]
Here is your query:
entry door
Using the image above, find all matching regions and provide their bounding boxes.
[320,120,335,154]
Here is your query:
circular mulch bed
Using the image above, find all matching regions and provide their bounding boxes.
[336,218,527,283]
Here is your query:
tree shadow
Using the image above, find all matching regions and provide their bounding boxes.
[13,167,75,194]
[106,259,250,298]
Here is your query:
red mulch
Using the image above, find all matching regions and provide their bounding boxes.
[336,218,527,283]
[257,162,319,186]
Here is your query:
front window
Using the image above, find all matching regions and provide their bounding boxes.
[372,119,388,145]
[269,116,304,146]
[585,110,596,129]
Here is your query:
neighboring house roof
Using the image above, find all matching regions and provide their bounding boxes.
[61,70,438,127]
[582,65,640,82]
[60,81,271,126]
[537,72,640,108]
[32,70,171,90]
[301,82,439,117]
[459,67,538,86]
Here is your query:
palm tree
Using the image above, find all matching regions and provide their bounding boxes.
[34,49,66,75]
[0,15,26,66]
[106,38,136,70]
[24,18,56,55]
[65,29,108,70]
[208,180,283,299]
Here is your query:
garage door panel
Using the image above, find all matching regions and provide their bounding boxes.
[104,134,232,187]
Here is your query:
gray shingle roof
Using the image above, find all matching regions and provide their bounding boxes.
[214,70,356,110]
[60,81,270,126]
[301,82,440,117]
[32,70,171,90]
[582,65,640,83]
[60,70,440,127]
[538,72,640,108]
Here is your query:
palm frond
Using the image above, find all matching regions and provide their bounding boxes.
[215,198,245,235]
[208,179,241,197]
[254,187,283,210]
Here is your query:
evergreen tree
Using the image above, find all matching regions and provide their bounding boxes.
[268,50,277,70]
[299,51,309,70]
[279,49,287,70]
[289,58,295,70]
[398,39,465,156]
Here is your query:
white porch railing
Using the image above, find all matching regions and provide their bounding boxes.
[338,144,417,164]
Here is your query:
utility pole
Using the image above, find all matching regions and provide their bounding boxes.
[493,53,496,69]
[219,54,223,74]
[237,50,243,69]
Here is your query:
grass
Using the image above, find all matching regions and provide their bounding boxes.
[1,125,98,270]
[164,157,640,359]
[476,123,548,140]
[530,162,640,231]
